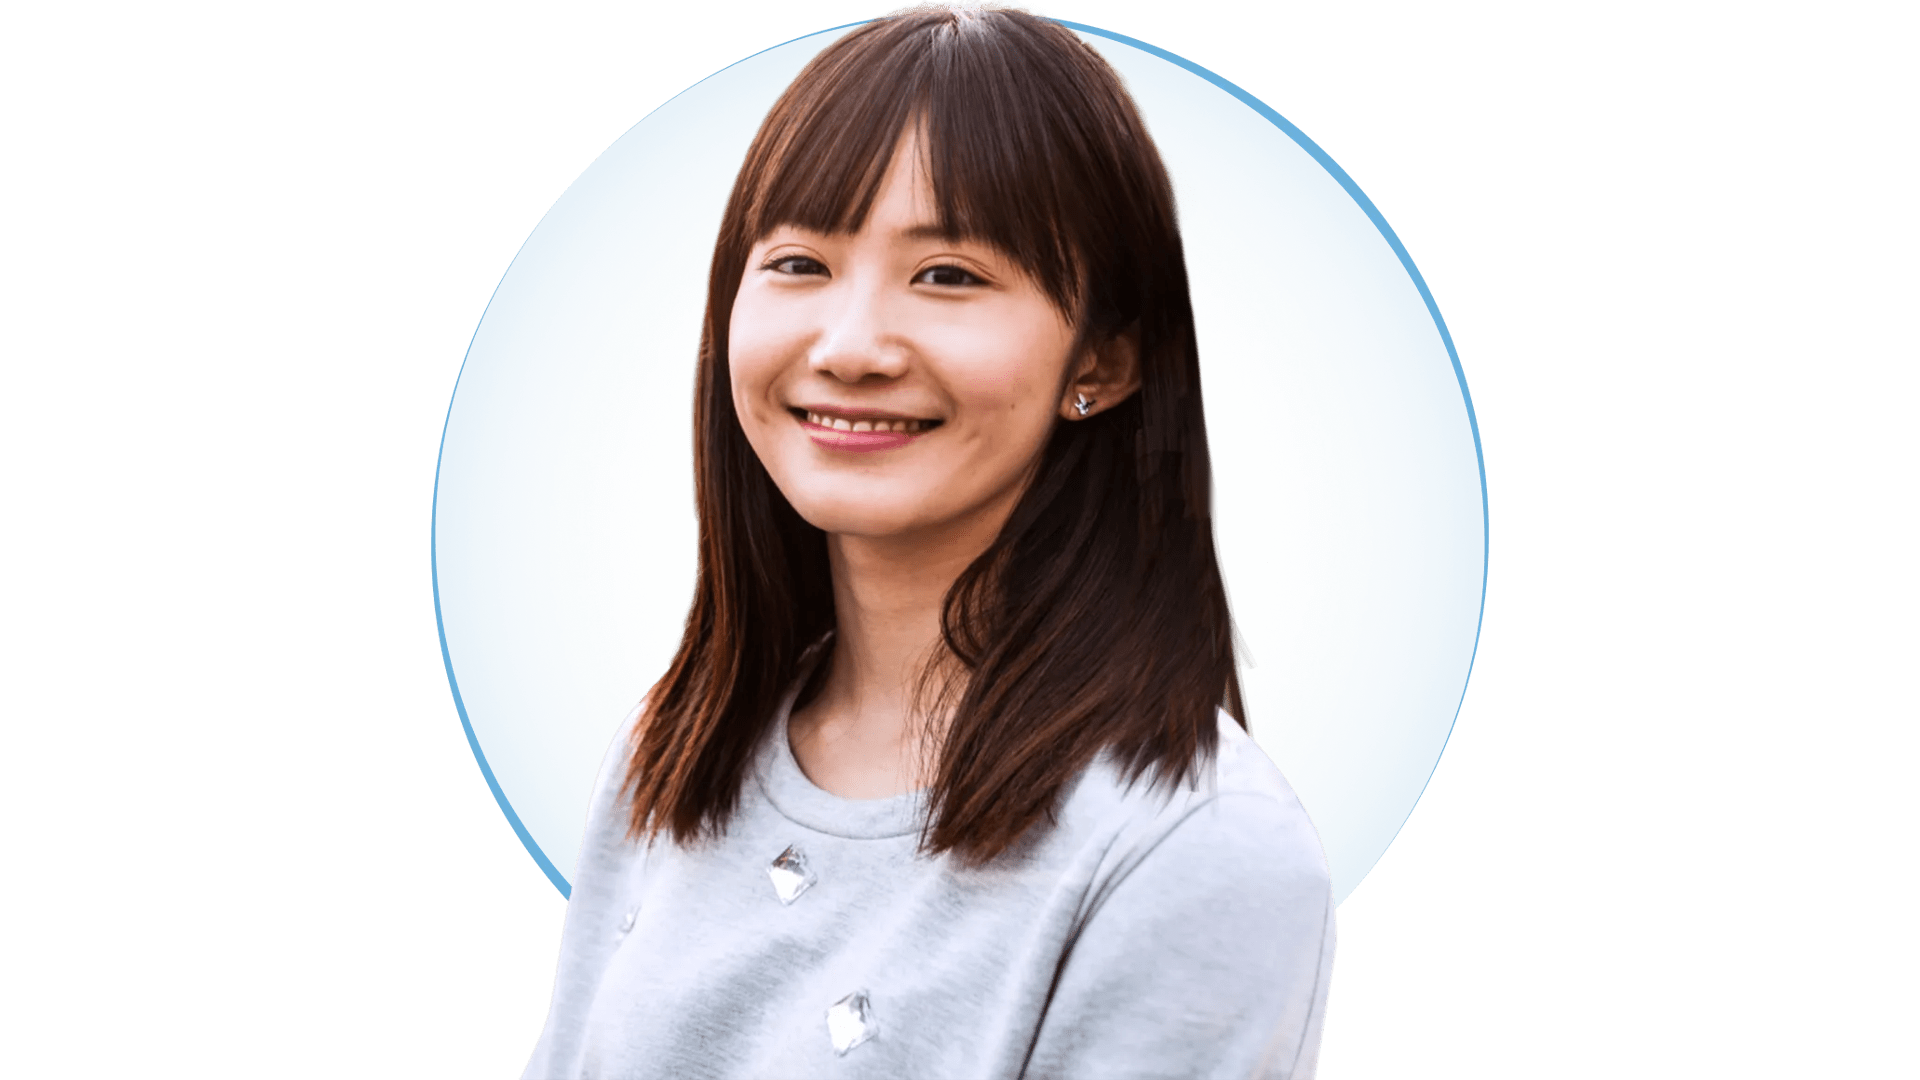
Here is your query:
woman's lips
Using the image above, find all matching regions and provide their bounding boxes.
[797,409,937,453]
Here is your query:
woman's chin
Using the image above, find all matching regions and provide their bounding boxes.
[771,459,1023,546]
[787,499,931,540]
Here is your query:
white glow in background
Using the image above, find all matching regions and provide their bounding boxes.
[432,25,1486,904]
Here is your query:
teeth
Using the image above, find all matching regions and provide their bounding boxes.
[804,411,929,434]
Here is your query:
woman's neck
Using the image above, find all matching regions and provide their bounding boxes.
[787,513,1004,800]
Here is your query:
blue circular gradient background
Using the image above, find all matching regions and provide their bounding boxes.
[432,22,1486,905]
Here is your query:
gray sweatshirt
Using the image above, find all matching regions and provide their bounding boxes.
[523,687,1334,1079]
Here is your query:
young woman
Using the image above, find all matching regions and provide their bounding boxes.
[524,7,1334,1077]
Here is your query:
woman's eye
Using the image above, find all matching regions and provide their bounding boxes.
[768,255,828,276]
[914,264,984,287]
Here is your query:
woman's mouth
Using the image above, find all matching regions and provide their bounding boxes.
[794,408,941,452]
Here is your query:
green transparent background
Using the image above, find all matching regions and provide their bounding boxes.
[7,4,1904,1068]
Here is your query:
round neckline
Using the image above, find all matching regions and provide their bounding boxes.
[754,670,930,840]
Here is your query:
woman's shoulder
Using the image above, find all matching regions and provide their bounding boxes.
[1056,711,1331,900]
[1068,710,1322,826]
[1026,715,1335,1080]
[1149,715,1333,903]
[587,699,646,805]
[573,699,648,867]
[1207,711,1318,813]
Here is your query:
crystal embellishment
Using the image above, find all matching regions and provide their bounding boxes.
[767,844,816,905]
[827,990,877,1055]
[616,907,638,934]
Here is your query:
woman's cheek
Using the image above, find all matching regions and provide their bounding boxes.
[729,283,784,367]
[727,324,784,427]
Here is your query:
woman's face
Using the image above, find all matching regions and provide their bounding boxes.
[729,134,1081,546]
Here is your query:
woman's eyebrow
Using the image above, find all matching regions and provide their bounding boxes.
[899,221,969,242]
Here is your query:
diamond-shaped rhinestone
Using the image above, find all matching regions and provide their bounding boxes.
[767,844,816,905]
[826,990,877,1055]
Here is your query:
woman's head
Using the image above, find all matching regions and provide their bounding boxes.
[631,5,1241,862]
[720,6,1179,546]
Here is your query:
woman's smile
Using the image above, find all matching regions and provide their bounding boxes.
[793,406,943,452]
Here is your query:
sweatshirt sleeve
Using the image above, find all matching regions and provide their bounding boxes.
[1022,792,1336,1080]
[521,705,647,1080]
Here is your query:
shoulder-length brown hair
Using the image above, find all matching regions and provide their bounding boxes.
[625,5,1243,865]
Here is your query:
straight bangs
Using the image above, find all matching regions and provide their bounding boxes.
[720,10,1171,331]
[631,6,1239,866]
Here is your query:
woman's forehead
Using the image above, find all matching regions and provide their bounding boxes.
[753,153,986,250]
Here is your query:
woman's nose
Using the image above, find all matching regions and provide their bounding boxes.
[807,281,910,383]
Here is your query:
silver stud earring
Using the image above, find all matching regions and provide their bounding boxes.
[1073,392,1095,417]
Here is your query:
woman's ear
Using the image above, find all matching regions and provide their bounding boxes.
[1057,327,1143,420]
